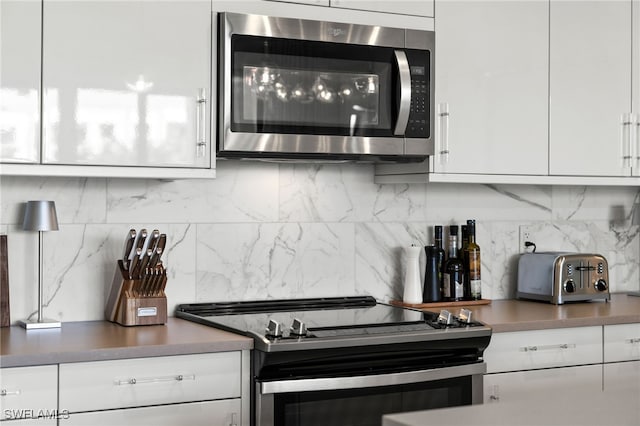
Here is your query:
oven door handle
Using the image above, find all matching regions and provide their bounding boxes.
[393,50,411,136]
[260,362,486,394]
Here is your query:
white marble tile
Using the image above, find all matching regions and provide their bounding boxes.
[519,221,639,294]
[106,161,279,224]
[279,164,428,223]
[196,222,355,302]
[0,176,106,225]
[354,222,429,303]
[551,186,640,222]
[426,183,553,222]
[476,221,521,300]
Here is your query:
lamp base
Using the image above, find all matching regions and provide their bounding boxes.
[19,318,61,329]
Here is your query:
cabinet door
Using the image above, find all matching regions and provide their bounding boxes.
[331,0,434,17]
[484,364,602,405]
[0,365,58,421]
[633,0,640,175]
[432,0,548,175]
[0,0,41,163]
[264,0,329,5]
[62,399,242,426]
[42,0,211,168]
[549,0,632,177]
[603,360,640,395]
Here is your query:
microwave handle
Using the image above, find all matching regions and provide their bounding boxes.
[393,50,411,135]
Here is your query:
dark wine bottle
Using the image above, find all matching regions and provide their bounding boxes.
[463,219,482,300]
[443,225,465,301]
[434,226,446,297]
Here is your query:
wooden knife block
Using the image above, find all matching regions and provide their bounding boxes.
[105,260,167,326]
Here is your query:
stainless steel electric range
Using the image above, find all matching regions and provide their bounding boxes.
[176,296,492,426]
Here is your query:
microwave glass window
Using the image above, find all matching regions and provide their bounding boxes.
[231,35,394,137]
[242,65,381,128]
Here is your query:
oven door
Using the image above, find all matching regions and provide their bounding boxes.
[255,363,485,426]
[218,12,433,160]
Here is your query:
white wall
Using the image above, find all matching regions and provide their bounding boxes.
[1,162,638,323]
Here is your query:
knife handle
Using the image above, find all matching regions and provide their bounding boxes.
[129,247,143,279]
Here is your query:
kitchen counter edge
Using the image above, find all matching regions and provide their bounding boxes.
[0,317,253,368]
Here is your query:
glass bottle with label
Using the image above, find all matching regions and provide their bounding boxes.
[463,219,482,300]
[443,225,465,301]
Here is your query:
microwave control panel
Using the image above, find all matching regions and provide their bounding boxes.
[405,50,430,139]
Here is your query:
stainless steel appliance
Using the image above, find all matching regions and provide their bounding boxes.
[218,12,434,162]
[517,252,610,304]
[176,296,491,426]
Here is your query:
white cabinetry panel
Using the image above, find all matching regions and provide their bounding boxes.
[604,323,640,362]
[42,0,211,169]
[483,326,602,373]
[59,352,241,413]
[484,364,602,404]
[603,360,640,395]
[549,0,632,177]
[0,365,58,421]
[432,0,548,176]
[0,0,41,164]
[62,399,242,426]
[331,0,433,17]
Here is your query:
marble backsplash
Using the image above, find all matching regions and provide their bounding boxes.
[1,162,639,324]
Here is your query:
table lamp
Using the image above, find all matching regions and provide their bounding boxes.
[19,200,61,329]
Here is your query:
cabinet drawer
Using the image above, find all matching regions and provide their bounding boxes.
[61,399,241,426]
[604,323,640,362]
[484,326,602,373]
[0,365,58,421]
[59,352,240,413]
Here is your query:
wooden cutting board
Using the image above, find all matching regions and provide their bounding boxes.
[0,235,9,327]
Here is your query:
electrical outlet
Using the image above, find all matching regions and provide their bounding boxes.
[519,225,534,253]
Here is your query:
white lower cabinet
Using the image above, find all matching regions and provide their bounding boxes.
[58,352,243,425]
[61,399,241,426]
[483,326,603,404]
[0,365,58,423]
[484,364,602,404]
[603,323,640,397]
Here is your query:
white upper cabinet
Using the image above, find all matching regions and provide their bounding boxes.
[0,0,41,164]
[633,0,640,174]
[41,0,212,169]
[264,0,330,6]
[331,0,434,17]
[549,0,632,177]
[431,0,548,176]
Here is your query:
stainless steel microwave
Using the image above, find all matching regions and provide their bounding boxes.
[217,12,435,162]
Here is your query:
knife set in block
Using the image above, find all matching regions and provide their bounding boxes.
[105,229,168,326]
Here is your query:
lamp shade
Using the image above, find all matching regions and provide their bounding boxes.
[23,201,59,232]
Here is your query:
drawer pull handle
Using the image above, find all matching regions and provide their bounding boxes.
[0,389,21,397]
[626,338,640,344]
[520,343,576,352]
[115,374,195,386]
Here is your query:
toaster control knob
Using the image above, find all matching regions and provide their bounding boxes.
[564,280,576,293]
[595,279,608,292]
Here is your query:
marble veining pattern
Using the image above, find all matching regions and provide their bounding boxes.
[0,164,639,323]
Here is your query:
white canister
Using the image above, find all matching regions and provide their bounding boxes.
[403,245,423,304]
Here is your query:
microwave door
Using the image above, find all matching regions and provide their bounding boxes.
[393,50,411,136]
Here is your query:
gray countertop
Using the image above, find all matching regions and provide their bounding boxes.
[0,317,253,368]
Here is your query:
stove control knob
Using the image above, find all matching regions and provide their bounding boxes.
[265,319,283,338]
[458,308,473,324]
[564,279,576,293]
[437,309,454,325]
[595,279,608,292]
[290,318,307,336]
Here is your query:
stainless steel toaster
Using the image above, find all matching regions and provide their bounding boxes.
[517,252,610,304]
